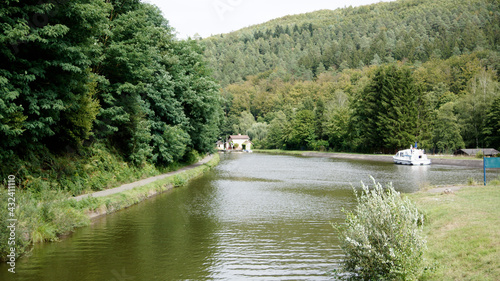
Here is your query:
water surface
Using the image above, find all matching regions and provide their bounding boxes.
[1,153,493,280]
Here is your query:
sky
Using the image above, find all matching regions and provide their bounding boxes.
[142,0,395,39]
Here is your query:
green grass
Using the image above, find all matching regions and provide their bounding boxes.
[78,154,220,218]
[253,149,393,156]
[408,185,500,280]
[253,149,310,155]
[427,155,482,161]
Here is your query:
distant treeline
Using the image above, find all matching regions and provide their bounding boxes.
[203,0,500,153]
[204,0,499,86]
[1,0,223,179]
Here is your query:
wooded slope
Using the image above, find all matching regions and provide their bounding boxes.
[203,0,500,153]
[204,0,499,86]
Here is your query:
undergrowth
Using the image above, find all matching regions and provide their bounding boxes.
[0,143,217,262]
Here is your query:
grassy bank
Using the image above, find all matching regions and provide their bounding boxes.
[254,149,392,156]
[78,153,219,219]
[255,149,482,159]
[253,149,311,155]
[0,149,219,262]
[408,184,500,280]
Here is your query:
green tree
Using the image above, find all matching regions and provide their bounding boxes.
[152,125,190,165]
[0,0,223,180]
[0,0,110,161]
[246,122,269,148]
[324,96,351,151]
[455,69,499,148]
[483,96,500,150]
[289,109,317,149]
[265,111,289,149]
[431,102,465,153]
[93,3,223,164]
[232,111,256,135]
[169,39,223,155]
[354,64,424,152]
[94,2,165,164]
[377,64,423,150]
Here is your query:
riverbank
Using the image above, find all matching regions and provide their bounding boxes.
[0,153,220,261]
[408,184,500,280]
[255,149,483,167]
[75,153,219,219]
[257,149,499,279]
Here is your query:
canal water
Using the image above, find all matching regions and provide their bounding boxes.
[1,153,493,280]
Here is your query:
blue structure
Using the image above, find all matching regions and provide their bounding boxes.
[483,157,500,185]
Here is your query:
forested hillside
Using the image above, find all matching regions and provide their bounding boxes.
[1,0,223,182]
[203,0,500,153]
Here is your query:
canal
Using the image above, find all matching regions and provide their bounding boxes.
[1,153,492,280]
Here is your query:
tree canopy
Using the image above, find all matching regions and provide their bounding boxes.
[203,0,500,153]
[203,0,500,87]
[1,0,223,177]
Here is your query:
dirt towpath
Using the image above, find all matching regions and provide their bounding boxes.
[72,154,215,201]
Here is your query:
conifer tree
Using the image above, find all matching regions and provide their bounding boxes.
[354,64,423,152]
[483,97,500,150]
[432,102,465,153]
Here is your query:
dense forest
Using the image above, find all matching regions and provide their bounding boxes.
[0,0,223,182]
[203,0,500,153]
[0,0,225,259]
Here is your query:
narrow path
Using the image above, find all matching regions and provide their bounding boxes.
[72,154,214,201]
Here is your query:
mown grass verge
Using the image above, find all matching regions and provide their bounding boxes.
[408,184,500,280]
[254,149,394,157]
[253,149,311,155]
[0,152,219,262]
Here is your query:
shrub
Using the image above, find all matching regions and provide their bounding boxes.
[334,178,426,280]
[312,140,329,151]
[183,149,201,164]
[475,150,484,159]
[172,175,187,187]
[467,177,478,185]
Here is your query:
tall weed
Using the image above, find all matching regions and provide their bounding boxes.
[334,178,426,280]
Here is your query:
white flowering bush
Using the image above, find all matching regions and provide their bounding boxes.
[334,178,426,280]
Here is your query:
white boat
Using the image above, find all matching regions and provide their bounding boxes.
[393,146,431,165]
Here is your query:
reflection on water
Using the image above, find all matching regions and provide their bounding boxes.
[0,153,492,280]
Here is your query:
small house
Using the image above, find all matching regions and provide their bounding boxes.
[455,148,500,157]
[228,134,253,151]
[216,140,225,150]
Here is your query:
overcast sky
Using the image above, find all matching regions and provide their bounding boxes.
[142,0,395,39]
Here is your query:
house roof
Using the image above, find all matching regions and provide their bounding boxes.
[229,134,250,140]
[456,148,500,156]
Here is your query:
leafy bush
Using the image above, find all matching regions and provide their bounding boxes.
[312,140,329,151]
[475,150,484,159]
[172,175,187,187]
[183,149,201,164]
[334,178,426,280]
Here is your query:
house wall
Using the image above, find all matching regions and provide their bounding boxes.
[231,139,247,150]
[242,142,252,150]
